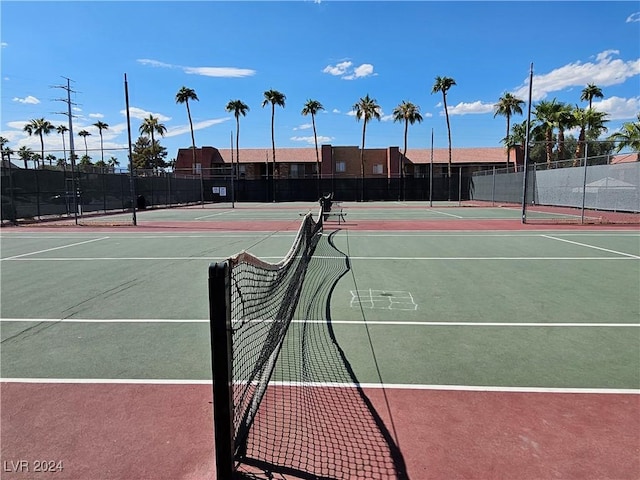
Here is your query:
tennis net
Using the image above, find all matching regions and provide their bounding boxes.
[208,208,323,477]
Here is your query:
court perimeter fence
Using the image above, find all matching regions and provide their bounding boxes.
[470,158,639,223]
[0,166,471,222]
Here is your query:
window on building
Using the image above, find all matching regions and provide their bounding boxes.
[336,161,346,173]
[193,163,202,175]
[290,164,302,178]
[372,163,383,175]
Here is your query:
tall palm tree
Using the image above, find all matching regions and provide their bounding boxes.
[93,121,109,164]
[580,84,604,110]
[18,146,33,169]
[533,99,561,167]
[225,99,250,186]
[572,107,607,164]
[56,125,69,165]
[175,86,199,173]
[78,130,91,157]
[23,118,55,169]
[608,113,639,160]
[139,115,166,170]
[392,101,423,200]
[262,89,286,179]
[494,93,525,170]
[555,102,575,162]
[431,76,456,178]
[353,94,381,201]
[301,99,325,196]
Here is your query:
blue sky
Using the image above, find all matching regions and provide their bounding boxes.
[1,1,639,166]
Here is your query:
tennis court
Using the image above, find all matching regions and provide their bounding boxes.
[1,202,638,479]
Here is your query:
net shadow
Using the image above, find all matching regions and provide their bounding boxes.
[235,230,409,480]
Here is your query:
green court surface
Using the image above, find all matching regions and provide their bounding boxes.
[1,203,638,479]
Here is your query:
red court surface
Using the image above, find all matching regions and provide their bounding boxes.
[1,382,638,480]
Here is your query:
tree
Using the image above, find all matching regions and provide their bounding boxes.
[56,125,69,165]
[533,99,561,167]
[301,99,325,196]
[107,156,120,173]
[45,154,57,166]
[131,136,167,171]
[93,121,109,164]
[78,155,93,171]
[608,114,640,161]
[555,102,575,162]
[78,130,91,157]
[23,118,55,169]
[175,86,199,173]
[392,101,423,200]
[580,84,604,110]
[225,99,250,190]
[573,107,609,165]
[139,115,166,169]
[262,89,286,181]
[494,93,525,170]
[431,76,456,179]
[17,146,33,169]
[353,94,381,201]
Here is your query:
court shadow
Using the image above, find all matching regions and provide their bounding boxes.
[235,230,409,480]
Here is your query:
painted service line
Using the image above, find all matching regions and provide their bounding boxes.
[0,236,110,261]
[541,234,640,259]
[0,378,637,395]
[194,210,234,220]
[1,319,638,328]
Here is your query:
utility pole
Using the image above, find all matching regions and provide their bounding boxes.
[53,77,80,225]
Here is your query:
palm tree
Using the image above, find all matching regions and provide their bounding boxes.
[175,86,199,173]
[608,114,640,161]
[555,102,575,162]
[78,130,91,157]
[23,118,55,169]
[108,156,120,173]
[494,93,525,170]
[580,84,604,110]
[301,99,325,196]
[93,121,109,164]
[139,115,167,171]
[353,94,381,201]
[262,89,286,181]
[18,146,33,169]
[431,76,456,179]
[533,99,561,167]
[392,101,423,200]
[56,125,69,165]
[572,107,609,165]
[225,99,250,191]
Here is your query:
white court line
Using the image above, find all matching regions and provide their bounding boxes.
[194,210,234,220]
[1,237,109,261]
[0,377,637,395]
[542,234,640,259]
[426,210,464,218]
[1,318,638,328]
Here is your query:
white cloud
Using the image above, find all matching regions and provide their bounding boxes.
[13,95,40,105]
[381,113,394,122]
[291,135,332,144]
[123,107,171,122]
[593,96,640,120]
[164,118,230,138]
[323,61,376,80]
[88,113,104,119]
[513,50,640,101]
[626,12,640,23]
[294,123,312,131]
[138,58,256,78]
[1,42,8,48]
[448,101,496,116]
[323,61,352,76]
[332,108,341,114]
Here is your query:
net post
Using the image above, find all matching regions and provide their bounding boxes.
[208,261,235,479]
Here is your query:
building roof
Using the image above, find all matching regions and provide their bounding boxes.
[207,145,510,165]
[610,153,639,164]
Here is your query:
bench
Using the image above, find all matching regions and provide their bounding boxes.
[323,207,347,224]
